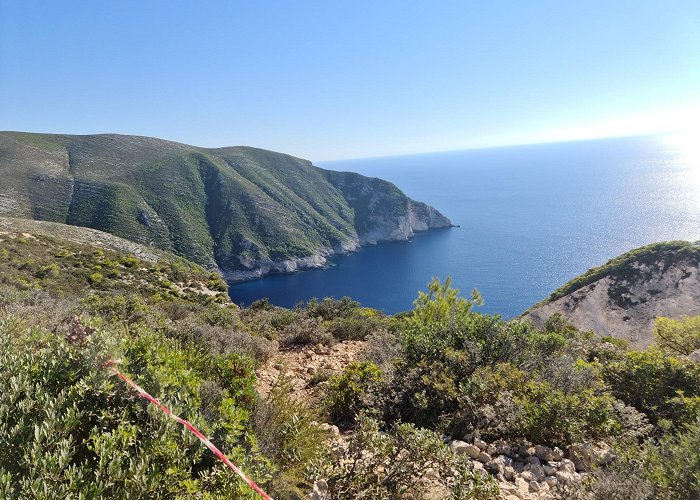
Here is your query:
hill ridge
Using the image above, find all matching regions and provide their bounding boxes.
[0,132,451,280]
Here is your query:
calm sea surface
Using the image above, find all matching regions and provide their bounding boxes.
[228,134,700,317]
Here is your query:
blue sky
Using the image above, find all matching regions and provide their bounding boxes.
[1,1,699,160]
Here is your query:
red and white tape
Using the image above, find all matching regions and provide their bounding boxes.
[104,361,272,499]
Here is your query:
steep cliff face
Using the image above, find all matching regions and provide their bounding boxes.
[322,170,452,244]
[525,242,700,347]
[0,132,451,280]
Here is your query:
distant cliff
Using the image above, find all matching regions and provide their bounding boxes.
[0,132,451,280]
[525,241,700,347]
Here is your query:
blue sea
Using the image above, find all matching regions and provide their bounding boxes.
[228,134,700,317]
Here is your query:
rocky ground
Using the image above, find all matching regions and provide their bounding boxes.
[259,342,618,500]
[446,435,613,499]
[255,340,367,402]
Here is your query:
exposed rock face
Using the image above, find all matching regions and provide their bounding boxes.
[322,169,452,245]
[525,241,700,347]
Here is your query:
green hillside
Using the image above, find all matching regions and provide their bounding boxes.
[1,221,699,498]
[0,132,450,279]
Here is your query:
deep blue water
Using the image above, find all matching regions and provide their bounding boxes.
[229,134,700,317]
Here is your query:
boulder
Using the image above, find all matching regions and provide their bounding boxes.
[529,481,541,493]
[535,444,564,462]
[491,439,512,456]
[473,437,488,450]
[555,470,581,486]
[477,451,491,463]
[688,349,700,363]
[568,442,616,472]
[486,460,504,475]
[487,454,513,475]
[543,465,558,476]
[529,464,546,482]
[544,476,558,488]
[450,440,478,458]
[515,477,530,494]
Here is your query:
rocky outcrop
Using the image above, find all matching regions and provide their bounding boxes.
[447,434,616,499]
[322,169,452,246]
[525,241,700,347]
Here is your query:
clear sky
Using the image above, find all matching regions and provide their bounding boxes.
[1,1,699,160]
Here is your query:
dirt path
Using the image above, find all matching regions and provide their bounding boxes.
[256,340,366,403]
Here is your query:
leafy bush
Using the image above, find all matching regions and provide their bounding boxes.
[303,296,360,320]
[654,315,700,356]
[603,349,700,426]
[326,310,384,341]
[325,362,383,425]
[307,414,499,500]
[253,375,328,497]
[281,316,334,347]
[0,315,271,498]
[640,417,700,499]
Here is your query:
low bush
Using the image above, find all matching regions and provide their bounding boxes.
[307,414,499,500]
[325,362,383,425]
[253,375,328,497]
[0,315,270,498]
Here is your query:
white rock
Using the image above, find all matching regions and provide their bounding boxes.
[544,476,558,488]
[535,444,564,462]
[543,465,557,476]
[569,442,616,472]
[451,442,479,458]
[474,437,488,450]
[477,451,491,463]
[515,477,530,493]
[449,440,471,456]
[560,459,576,474]
[529,481,541,493]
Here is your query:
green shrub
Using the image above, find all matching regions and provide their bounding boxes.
[254,375,327,497]
[0,315,270,498]
[640,417,700,499]
[603,349,700,426]
[325,362,382,425]
[326,310,384,341]
[281,317,334,347]
[307,414,499,500]
[34,263,60,279]
[654,315,700,356]
[88,272,104,286]
[303,296,360,320]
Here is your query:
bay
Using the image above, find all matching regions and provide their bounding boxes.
[228,134,700,317]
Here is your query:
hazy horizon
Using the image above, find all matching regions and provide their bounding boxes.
[2,1,699,160]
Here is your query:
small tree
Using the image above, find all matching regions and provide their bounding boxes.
[410,277,482,325]
[654,316,700,356]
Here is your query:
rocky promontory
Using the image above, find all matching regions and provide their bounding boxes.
[525,241,700,347]
[0,132,451,281]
